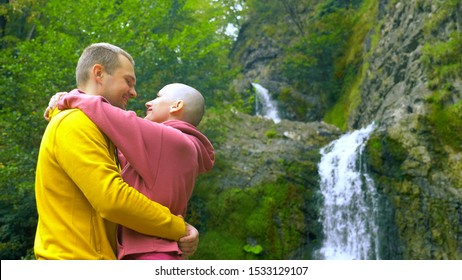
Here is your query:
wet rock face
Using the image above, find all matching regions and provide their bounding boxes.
[350,0,432,130]
[215,110,342,189]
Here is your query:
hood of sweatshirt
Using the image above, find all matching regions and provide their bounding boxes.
[162,120,215,174]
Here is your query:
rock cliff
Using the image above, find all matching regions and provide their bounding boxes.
[357,0,462,259]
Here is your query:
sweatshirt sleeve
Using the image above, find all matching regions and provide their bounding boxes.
[54,108,185,241]
[59,93,163,187]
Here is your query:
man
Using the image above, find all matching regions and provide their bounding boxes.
[56,83,214,259]
[34,43,197,259]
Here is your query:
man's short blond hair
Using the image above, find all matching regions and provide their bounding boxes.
[76,43,135,87]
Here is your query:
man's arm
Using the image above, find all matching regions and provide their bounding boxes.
[56,110,185,240]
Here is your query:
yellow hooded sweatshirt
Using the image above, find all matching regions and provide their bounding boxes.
[34,108,185,259]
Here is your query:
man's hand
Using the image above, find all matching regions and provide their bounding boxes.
[178,222,199,258]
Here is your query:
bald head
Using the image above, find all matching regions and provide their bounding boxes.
[145,83,205,126]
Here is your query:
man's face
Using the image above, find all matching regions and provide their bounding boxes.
[144,87,172,123]
[101,55,137,109]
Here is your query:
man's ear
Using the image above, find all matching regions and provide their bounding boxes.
[170,100,184,113]
[92,64,105,83]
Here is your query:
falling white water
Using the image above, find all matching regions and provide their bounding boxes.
[251,83,281,123]
[317,123,380,260]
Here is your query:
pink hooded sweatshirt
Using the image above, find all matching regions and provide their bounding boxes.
[58,90,215,259]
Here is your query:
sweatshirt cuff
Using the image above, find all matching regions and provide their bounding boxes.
[171,215,187,241]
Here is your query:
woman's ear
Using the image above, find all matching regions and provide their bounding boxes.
[170,100,184,113]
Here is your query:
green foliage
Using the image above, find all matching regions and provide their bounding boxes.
[420,0,462,152]
[280,11,343,119]
[422,30,462,90]
[426,96,462,152]
[189,179,320,260]
[323,0,379,129]
[0,181,37,259]
[229,81,255,115]
[191,230,244,260]
[366,133,408,179]
[264,129,277,139]
[243,244,263,255]
[198,107,231,149]
[282,8,348,91]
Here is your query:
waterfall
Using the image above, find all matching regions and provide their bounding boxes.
[317,123,380,260]
[251,83,281,123]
